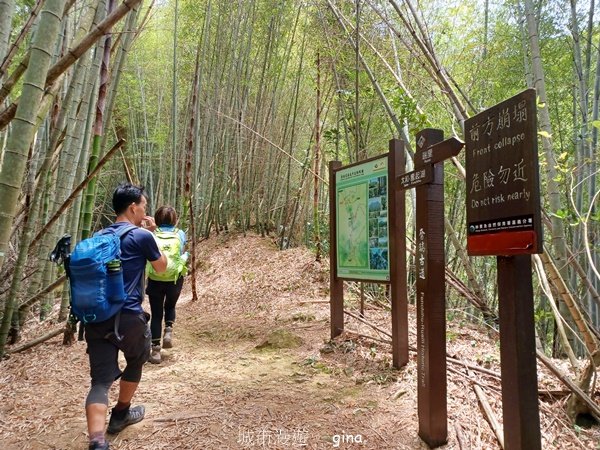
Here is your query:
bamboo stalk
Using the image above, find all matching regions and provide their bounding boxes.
[473,384,504,448]
[344,308,392,338]
[45,0,143,86]
[185,44,201,302]
[534,254,579,366]
[342,318,504,379]
[313,50,321,261]
[447,356,501,379]
[0,0,43,79]
[18,275,66,310]
[0,0,67,356]
[536,348,600,420]
[538,251,598,354]
[0,0,78,118]
[0,53,29,106]
[0,0,144,128]
[28,139,126,250]
[7,326,64,353]
[344,328,392,345]
[454,423,469,450]
[326,0,405,140]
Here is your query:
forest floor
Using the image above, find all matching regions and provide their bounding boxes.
[1,232,599,449]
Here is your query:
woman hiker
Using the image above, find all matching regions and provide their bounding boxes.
[146,206,189,364]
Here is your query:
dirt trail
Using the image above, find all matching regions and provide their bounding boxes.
[0,234,423,449]
[1,233,598,449]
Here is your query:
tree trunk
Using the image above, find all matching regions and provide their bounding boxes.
[0,0,36,79]
[279,25,306,249]
[0,0,144,129]
[184,45,201,302]
[0,0,66,356]
[588,27,600,327]
[313,50,322,261]
[170,0,178,206]
[80,0,116,239]
[0,0,14,68]
[523,0,574,354]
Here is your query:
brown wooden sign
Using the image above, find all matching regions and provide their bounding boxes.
[397,165,433,190]
[388,140,409,368]
[464,89,542,256]
[415,130,445,449]
[465,91,542,450]
[328,141,409,369]
[412,130,463,448]
[386,130,465,448]
[415,136,463,167]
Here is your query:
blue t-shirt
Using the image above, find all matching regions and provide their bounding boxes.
[106,222,162,313]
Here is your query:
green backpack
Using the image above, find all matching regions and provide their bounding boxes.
[146,228,187,282]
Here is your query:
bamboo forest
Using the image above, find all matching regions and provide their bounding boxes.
[0,0,600,449]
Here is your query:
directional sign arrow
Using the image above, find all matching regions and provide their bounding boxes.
[415,136,464,168]
[396,165,433,191]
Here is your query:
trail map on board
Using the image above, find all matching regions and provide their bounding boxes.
[337,185,368,267]
[335,156,389,282]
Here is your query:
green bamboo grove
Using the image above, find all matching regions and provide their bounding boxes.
[0,0,598,422]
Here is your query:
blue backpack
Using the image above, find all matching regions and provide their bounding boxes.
[66,225,137,323]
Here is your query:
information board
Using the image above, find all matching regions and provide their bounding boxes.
[465,89,542,256]
[335,155,389,281]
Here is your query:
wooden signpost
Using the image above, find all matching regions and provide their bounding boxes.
[330,99,540,449]
[329,143,409,368]
[465,89,542,450]
[331,131,463,448]
[388,139,409,368]
[398,129,463,448]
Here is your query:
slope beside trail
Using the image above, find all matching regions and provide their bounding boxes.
[0,233,598,449]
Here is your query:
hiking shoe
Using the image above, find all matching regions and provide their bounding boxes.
[88,441,109,450]
[163,326,173,348]
[106,405,145,434]
[148,344,161,364]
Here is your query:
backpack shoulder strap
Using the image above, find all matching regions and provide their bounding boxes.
[156,226,178,235]
[96,224,137,239]
[116,224,137,239]
[118,224,140,300]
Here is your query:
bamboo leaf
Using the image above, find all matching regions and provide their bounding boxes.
[537,130,552,138]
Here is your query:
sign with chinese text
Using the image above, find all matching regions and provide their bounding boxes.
[397,166,433,190]
[335,156,389,281]
[465,89,542,256]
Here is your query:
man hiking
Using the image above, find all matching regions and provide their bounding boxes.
[85,183,166,450]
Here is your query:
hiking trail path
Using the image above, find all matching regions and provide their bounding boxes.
[1,233,597,449]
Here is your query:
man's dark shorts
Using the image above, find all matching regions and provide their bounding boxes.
[85,311,151,384]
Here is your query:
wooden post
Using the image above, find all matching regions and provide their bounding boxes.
[415,128,447,447]
[388,139,408,368]
[497,255,541,450]
[465,90,542,449]
[329,160,344,338]
[360,282,364,317]
[395,132,463,447]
